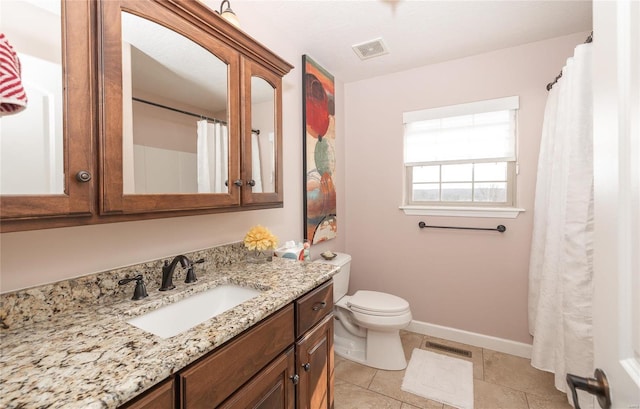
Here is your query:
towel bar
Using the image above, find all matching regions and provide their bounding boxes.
[418,221,506,233]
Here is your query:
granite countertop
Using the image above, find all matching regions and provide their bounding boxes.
[0,257,337,409]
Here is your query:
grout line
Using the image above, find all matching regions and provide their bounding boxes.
[524,392,531,409]
[366,369,377,389]
[346,381,404,407]
[364,379,405,406]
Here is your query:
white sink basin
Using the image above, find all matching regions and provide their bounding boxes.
[126,284,262,339]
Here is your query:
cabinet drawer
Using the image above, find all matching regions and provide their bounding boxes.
[295,280,333,337]
[179,304,294,409]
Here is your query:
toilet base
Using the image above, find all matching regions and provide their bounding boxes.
[365,328,407,370]
[334,317,407,370]
[334,332,366,363]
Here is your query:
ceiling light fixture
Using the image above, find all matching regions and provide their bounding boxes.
[217,0,240,28]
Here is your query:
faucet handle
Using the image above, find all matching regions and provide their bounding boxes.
[185,258,205,284]
[118,274,149,300]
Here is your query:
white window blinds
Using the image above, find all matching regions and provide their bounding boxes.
[403,96,519,164]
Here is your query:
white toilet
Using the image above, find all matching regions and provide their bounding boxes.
[317,253,412,370]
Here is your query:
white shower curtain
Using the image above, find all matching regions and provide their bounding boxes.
[197,119,228,193]
[528,42,594,407]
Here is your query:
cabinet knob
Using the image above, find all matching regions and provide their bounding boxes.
[290,374,299,385]
[247,179,256,187]
[75,170,92,183]
[302,363,311,372]
[233,179,243,187]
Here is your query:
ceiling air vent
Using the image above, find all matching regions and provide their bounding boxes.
[352,38,389,60]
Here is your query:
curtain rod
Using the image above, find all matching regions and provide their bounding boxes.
[132,97,260,135]
[546,32,593,91]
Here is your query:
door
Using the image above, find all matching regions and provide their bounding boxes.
[590,0,640,407]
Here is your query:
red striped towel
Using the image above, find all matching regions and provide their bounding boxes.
[0,32,28,116]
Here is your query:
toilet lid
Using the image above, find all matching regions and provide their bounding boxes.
[347,291,410,315]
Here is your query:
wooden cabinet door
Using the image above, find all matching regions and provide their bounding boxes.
[219,347,295,409]
[240,57,284,207]
[1,0,95,230]
[296,314,334,409]
[119,377,174,409]
[99,0,243,215]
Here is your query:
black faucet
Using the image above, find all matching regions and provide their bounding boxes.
[159,255,191,291]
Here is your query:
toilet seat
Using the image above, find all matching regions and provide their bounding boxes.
[347,290,410,317]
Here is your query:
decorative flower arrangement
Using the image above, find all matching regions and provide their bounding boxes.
[244,225,278,253]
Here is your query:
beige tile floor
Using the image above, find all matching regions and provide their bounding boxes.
[334,330,573,409]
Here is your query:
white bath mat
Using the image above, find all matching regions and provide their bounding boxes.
[401,348,474,409]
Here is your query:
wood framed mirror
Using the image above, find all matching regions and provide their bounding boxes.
[0,0,94,223]
[99,0,242,215]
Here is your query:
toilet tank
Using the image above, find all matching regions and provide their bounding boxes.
[316,252,351,300]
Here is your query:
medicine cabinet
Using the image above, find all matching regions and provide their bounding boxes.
[0,0,292,232]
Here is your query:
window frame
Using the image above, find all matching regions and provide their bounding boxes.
[405,160,517,207]
[400,96,525,218]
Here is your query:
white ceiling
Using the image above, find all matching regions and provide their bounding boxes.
[225,0,593,83]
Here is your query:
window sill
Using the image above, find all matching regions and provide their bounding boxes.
[399,205,525,218]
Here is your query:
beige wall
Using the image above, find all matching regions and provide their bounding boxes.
[344,32,589,344]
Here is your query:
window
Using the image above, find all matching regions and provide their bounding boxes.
[402,96,523,218]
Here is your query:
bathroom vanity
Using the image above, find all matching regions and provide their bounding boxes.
[0,248,337,409]
[123,280,333,409]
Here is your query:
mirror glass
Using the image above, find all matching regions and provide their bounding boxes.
[250,77,276,194]
[0,0,64,195]
[121,11,229,194]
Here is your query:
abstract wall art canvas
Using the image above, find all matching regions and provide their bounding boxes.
[302,55,336,244]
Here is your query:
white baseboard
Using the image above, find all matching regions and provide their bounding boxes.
[407,320,532,359]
